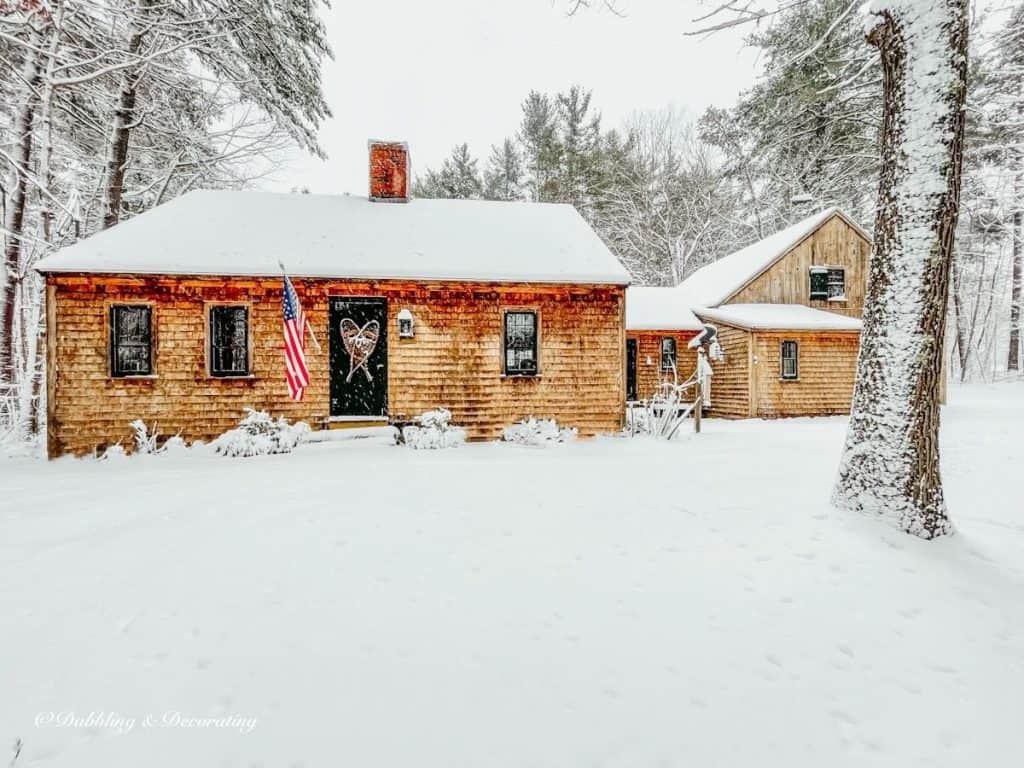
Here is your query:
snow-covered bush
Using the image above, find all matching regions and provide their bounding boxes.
[402,408,466,450]
[130,419,161,454]
[211,409,311,458]
[502,417,577,446]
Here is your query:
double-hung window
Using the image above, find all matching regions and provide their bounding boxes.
[781,340,799,380]
[660,337,677,372]
[504,311,538,376]
[209,306,250,377]
[110,305,152,377]
[827,268,846,300]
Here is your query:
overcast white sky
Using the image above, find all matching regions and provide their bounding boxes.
[270,0,760,195]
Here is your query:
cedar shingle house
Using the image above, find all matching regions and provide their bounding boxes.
[625,208,871,418]
[35,142,631,456]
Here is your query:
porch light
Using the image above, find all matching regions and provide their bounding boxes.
[397,308,414,338]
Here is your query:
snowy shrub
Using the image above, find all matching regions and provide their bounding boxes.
[130,419,161,454]
[211,409,311,458]
[502,417,577,446]
[402,408,466,450]
[627,384,697,441]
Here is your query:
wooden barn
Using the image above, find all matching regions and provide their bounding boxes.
[35,142,631,456]
[625,208,871,418]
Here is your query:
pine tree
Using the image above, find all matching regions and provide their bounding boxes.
[483,138,524,201]
[555,85,602,212]
[518,91,562,202]
[413,144,483,199]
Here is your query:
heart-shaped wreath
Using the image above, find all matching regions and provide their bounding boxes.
[340,318,381,383]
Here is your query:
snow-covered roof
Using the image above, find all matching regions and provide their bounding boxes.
[677,208,869,307]
[35,190,632,285]
[625,286,702,331]
[694,304,863,331]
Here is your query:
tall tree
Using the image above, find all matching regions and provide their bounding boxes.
[555,85,602,212]
[986,3,1024,371]
[518,90,561,202]
[483,138,524,201]
[413,143,483,199]
[832,0,970,538]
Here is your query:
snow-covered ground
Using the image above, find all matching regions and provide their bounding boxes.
[1,384,1022,767]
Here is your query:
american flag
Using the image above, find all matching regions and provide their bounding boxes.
[282,274,310,401]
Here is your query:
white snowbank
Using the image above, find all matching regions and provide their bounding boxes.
[1,384,1022,767]
[34,190,631,285]
[695,303,864,331]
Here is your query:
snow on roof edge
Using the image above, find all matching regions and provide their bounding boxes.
[693,304,864,332]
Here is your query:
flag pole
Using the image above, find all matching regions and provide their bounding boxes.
[279,261,322,353]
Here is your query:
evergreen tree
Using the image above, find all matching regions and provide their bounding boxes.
[699,0,881,232]
[555,85,602,212]
[518,91,562,202]
[413,143,483,199]
[483,138,524,201]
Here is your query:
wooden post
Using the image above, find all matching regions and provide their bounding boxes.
[694,380,702,434]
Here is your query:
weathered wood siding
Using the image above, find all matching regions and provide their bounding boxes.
[626,331,699,401]
[728,215,871,318]
[750,330,860,417]
[46,275,625,455]
[705,324,751,418]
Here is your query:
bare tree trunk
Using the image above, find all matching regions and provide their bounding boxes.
[2,41,42,386]
[1008,172,1022,372]
[950,256,969,380]
[101,0,150,230]
[832,0,969,539]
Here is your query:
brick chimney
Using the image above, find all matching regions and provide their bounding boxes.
[368,140,410,202]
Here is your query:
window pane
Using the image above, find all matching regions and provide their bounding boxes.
[505,312,537,375]
[210,306,249,376]
[781,342,798,379]
[810,269,828,299]
[111,306,152,376]
[661,337,677,370]
[827,268,846,298]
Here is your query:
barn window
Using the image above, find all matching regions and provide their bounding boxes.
[781,340,799,380]
[209,306,249,377]
[827,268,846,300]
[504,311,538,376]
[660,337,677,372]
[809,267,829,300]
[110,305,152,377]
[810,267,846,300]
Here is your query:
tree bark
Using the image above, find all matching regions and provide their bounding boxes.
[2,42,43,387]
[1008,172,1022,372]
[101,0,150,230]
[832,0,969,539]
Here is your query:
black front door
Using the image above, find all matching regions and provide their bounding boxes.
[626,338,638,401]
[329,297,388,417]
